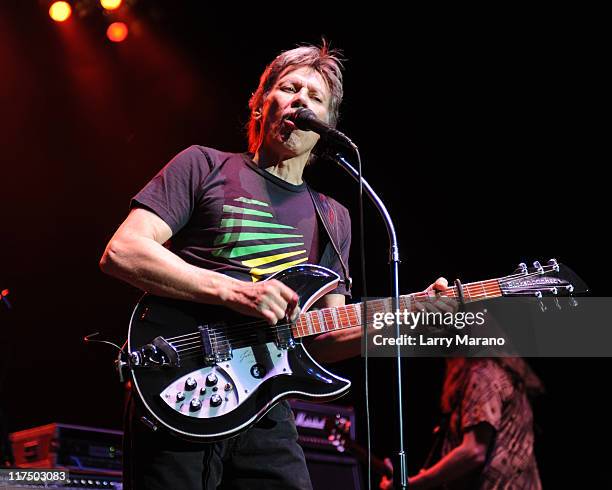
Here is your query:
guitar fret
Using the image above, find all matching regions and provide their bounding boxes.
[310,310,322,333]
[349,304,360,328]
[294,317,304,338]
[317,309,328,332]
[330,308,339,330]
[305,313,315,335]
[339,305,350,328]
[337,305,347,328]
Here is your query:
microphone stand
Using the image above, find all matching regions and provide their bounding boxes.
[323,150,408,488]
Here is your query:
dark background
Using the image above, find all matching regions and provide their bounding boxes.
[1,1,608,487]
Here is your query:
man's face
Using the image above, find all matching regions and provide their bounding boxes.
[258,65,332,158]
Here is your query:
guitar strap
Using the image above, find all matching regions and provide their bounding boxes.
[306,185,352,291]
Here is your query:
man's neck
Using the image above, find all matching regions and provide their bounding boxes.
[252,148,309,186]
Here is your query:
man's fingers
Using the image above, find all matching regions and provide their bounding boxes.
[268,301,287,324]
[289,305,301,322]
[433,277,449,291]
[272,280,299,304]
[268,280,299,318]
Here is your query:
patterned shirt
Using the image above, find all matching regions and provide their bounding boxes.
[442,359,542,490]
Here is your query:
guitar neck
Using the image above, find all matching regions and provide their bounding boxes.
[291,278,503,340]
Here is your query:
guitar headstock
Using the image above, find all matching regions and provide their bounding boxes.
[499,259,589,300]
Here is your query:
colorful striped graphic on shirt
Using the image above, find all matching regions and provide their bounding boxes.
[212,197,308,281]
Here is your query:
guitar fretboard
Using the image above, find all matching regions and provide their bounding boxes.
[291,279,502,339]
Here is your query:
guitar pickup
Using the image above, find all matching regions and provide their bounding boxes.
[199,324,232,365]
[275,323,295,350]
[130,336,179,369]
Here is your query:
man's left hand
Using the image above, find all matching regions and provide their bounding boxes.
[414,277,459,314]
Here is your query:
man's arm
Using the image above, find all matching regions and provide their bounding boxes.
[99,207,299,325]
[407,423,494,490]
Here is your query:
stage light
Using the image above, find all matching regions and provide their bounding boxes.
[107,22,128,42]
[100,0,122,10]
[49,1,72,22]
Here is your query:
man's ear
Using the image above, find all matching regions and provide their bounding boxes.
[253,108,262,120]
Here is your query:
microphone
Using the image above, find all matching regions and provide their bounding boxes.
[291,108,357,150]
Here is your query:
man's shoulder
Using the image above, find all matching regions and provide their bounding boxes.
[180,145,246,167]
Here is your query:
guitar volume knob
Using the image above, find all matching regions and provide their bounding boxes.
[185,377,197,391]
[210,394,223,407]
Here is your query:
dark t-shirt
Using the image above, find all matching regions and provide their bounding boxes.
[131,145,351,296]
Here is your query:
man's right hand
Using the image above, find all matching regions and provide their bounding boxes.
[224,279,300,325]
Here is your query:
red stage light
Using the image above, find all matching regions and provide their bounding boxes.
[1,289,9,297]
[107,22,128,43]
[100,0,122,11]
[49,1,72,22]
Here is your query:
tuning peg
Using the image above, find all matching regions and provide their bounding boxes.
[554,297,562,310]
[518,262,528,274]
[548,258,559,271]
[539,300,547,312]
[533,261,544,274]
[569,297,579,307]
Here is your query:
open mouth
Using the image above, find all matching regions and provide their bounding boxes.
[282,118,297,130]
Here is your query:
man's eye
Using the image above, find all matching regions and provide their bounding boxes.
[281,86,296,92]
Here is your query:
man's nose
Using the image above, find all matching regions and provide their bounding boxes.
[290,89,310,109]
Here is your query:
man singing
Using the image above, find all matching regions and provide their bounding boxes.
[101,41,452,489]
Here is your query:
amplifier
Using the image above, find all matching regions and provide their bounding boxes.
[289,400,356,454]
[9,423,122,475]
[289,400,363,489]
[303,451,363,490]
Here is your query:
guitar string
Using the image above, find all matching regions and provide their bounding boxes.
[167,279,505,345]
[163,267,551,344]
[164,266,558,344]
[176,312,482,362]
[176,284,566,361]
[169,282,504,349]
[175,288,565,361]
[165,269,562,354]
[172,283,512,353]
[174,288,512,359]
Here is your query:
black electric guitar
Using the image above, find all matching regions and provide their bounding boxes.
[125,259,586,441]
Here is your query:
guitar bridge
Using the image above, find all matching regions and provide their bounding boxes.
[199,324,232,365]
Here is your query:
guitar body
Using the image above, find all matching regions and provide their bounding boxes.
[128,264,351,441]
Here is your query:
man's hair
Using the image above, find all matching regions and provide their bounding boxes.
[247,41,345,153]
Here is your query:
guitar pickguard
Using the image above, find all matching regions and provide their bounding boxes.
[159,342,292,419]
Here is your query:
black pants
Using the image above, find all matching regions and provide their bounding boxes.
[123,389,313,490]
